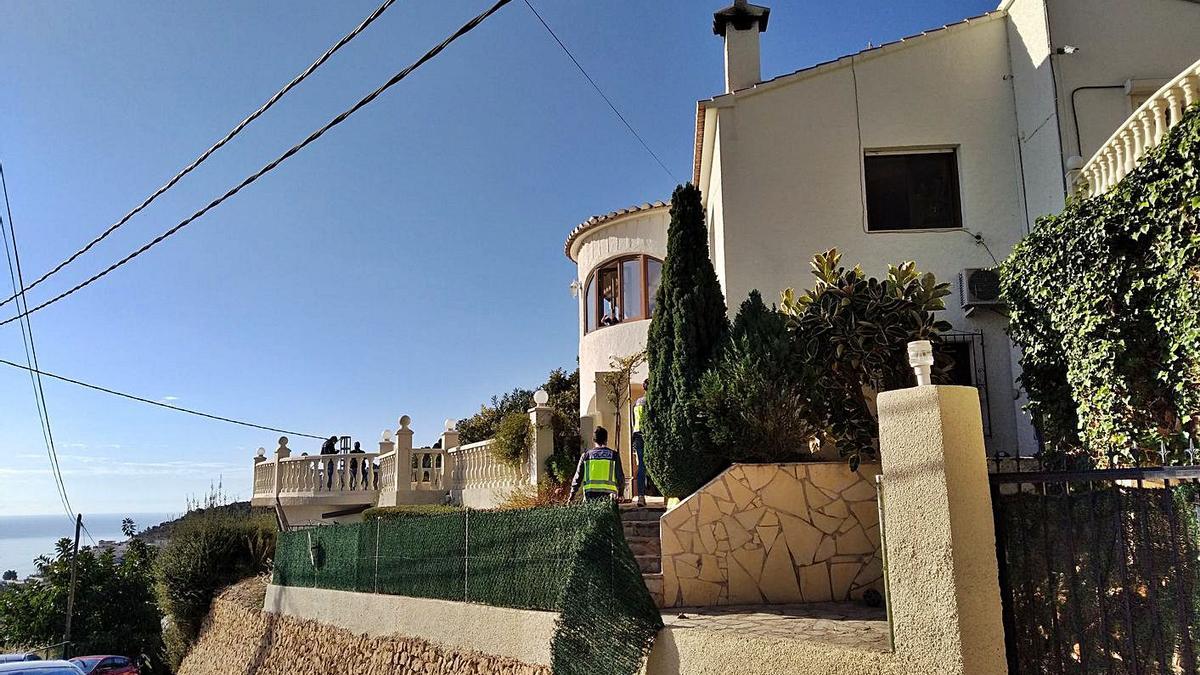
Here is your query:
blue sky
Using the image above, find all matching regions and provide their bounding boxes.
[0,0,994,520]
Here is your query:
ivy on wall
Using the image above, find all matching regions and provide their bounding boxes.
[1002,104,1200,464]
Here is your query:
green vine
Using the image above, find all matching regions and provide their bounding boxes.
[1001,104,1200,465]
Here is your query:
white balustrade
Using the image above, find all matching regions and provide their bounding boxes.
[447,439,526,491]
[253,461,273,496]
[1076,59,1200,197]
[250,452,380,499]
[411,449,447,491]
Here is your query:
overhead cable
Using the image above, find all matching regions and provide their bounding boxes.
[0,0,400,311]
[0,0,514,330]
[0,163,84,539]
[521,0,678,182]
[0,356,326,440]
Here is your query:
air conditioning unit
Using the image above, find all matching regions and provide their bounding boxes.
[959,268,1004,314]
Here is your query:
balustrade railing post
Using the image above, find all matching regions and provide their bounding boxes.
[528,390,554,486]
[272,436,290,499]
[394,415,414,500]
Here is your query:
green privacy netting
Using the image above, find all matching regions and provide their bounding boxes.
[272,501,662,675]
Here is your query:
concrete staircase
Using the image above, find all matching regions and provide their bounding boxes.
[620,504,668,608]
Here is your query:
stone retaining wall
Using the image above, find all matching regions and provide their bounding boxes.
[660,462,883,607]
[178,580,549,675]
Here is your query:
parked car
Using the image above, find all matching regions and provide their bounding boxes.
[0,661,84,675]
[66,658,136,675]
[0,656,41,665]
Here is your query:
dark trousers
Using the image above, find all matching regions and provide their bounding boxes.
[632,431,646,497]
[583,491,616,501]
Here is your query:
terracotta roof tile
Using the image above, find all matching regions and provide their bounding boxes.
[564,200,668,261]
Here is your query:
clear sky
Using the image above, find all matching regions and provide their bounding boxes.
[0,0,995,521]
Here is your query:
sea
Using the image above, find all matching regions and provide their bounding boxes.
[0,513,175,579]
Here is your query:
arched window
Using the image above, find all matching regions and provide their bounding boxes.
[583,255,663,333]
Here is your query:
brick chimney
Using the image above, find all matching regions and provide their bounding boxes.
[713,0,770,93]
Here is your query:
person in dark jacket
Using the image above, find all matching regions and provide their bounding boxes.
[320,435,338,490]
[569,426,625,502]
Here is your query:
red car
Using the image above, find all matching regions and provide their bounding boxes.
[66,657,136,675]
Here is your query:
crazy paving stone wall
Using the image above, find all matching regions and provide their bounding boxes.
[659,462,883,608]
[178,579,549,675]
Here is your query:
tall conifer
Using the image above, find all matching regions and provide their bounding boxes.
[644,183,729,497]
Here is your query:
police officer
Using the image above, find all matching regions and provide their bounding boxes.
[569,426,625,502]
[632,379,649,507]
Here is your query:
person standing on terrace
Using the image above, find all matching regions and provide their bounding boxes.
[632,379,648,507]
[569,426,624,502]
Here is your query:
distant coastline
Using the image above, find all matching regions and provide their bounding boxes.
[0,512,176,579]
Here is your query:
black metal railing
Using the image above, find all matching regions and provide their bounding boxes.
[991,465,1200,674]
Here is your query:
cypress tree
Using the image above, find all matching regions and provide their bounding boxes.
[644,183,729,497]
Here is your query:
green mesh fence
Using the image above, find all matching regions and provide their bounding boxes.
[272,501,662,675]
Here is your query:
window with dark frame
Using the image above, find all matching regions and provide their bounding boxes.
[864,150,963,231]
[582,254,664,334]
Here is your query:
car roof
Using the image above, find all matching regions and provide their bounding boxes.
[0,661,84,673]
[67,658,115,661]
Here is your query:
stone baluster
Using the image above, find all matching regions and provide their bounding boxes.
[1151,100,1168,147]
[1122,130,1136,175]
[1182,75,1197,108]
[1167,89,1183,130]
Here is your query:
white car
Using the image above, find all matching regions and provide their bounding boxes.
[0,661,85,675]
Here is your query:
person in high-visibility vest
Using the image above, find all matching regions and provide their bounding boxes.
[569,426,625,502]
[632,379,649,506]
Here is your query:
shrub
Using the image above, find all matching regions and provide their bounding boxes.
[153,509,275,670]
[781,249,951,468]
[497,480,571,510]
[362,504,462,520]
[454,368,582,486]
[645,183,730,497]
[491,411,532,468]
[699,292,819,464]
[0,536,164,671]
[457,388,534,445]
[1001,104,1200,464]
[543,368,583,485]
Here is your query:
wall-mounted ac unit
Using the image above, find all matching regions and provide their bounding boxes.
[959,268,1004,315]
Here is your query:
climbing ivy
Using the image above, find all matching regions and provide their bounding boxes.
[1002,104,1200,465]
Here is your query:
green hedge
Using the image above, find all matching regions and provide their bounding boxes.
[1001,103,1200,463]
[273,502,661,675]
[361,504,462,521]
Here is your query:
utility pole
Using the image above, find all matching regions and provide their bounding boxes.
[63,514,81,659]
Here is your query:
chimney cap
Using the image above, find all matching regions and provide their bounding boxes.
[713,0,770,37]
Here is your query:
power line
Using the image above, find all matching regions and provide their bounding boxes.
[0,0,515,330]
[0,164,87,542]
[0,356,327,440]
[0,0,401,312]
[521,0,678,183]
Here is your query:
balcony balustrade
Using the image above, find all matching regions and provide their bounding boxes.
[1075,58,1200,197]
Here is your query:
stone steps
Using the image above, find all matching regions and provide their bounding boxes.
[619,506,667,606]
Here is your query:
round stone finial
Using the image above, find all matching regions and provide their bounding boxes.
[278,436,289,448]
[444,418,457,432]
[533,389,550,406]
[399,415,411,430]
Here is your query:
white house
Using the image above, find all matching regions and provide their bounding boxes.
[569,0,1200,479]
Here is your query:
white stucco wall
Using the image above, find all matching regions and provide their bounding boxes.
[1045,0,1200,166]
[572,207,668,415]
[704,15,1028,457]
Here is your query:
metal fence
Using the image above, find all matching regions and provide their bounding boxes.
[990,465,1200,674]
